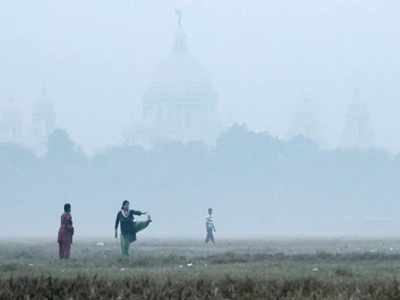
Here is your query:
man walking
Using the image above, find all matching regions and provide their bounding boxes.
[205,208,216,244]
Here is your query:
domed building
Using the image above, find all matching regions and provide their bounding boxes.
[0,89,56,153]
[140,11,219,145]
[32,88,56,152]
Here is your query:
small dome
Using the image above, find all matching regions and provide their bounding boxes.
[0,97,22,142]
[143,21,217,110]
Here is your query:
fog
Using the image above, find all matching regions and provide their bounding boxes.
[1,0,400,238]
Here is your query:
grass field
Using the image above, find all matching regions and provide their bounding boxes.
[1,238,400,299]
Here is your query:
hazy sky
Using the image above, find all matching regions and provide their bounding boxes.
[1,0,400,153]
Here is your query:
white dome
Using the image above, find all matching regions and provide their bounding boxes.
[138,13,220,145]
[143,26,217,111]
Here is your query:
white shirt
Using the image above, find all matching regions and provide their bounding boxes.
[206,215,215,230]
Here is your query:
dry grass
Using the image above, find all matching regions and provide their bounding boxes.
[1,239,400,299]
[2,276,400,299]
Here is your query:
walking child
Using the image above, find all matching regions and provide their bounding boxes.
[205,208,216,244]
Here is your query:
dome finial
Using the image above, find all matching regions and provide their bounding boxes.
[173,9,187,53]
[175,8,183,28]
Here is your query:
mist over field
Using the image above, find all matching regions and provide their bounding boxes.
[1,0,400,239]
[1,126,399,238]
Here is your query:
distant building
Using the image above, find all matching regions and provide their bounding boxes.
[0,89,56,154]
[131,11,219,146]
[341,89,374,150]
[32,88,56,153]
[0,97,22,144]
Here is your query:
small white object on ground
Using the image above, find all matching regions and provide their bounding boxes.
[312,267,319,272]
[187,263,193,267]
[96,242,105,247]
[120,268,126,272]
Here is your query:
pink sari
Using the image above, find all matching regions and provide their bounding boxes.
[57,213,74,259]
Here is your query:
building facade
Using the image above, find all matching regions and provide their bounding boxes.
[136,12,219,146]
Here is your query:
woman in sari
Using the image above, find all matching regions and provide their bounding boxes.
[114,200,152,257]
[58,203,74,259]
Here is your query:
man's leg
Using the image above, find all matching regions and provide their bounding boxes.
[210,231,215,244]
[205,230,214,244]
[205,231,210,243]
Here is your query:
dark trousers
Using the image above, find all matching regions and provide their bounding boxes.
[205,229,215,243]
[59,242,71,259]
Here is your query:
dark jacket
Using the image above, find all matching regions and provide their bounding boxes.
[115,210,144,238]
